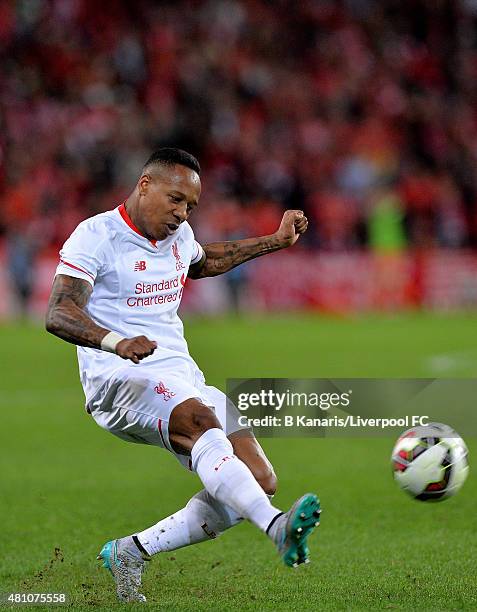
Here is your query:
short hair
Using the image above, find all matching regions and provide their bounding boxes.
[143,148,201,175]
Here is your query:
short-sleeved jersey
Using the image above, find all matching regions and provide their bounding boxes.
[55,204,204,403]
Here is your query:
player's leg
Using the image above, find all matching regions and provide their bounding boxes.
[229,429,277,495]
[165,398,284,534]
[167,398,321,567]
[131,430,277,556]
[96,374,319,602]
[95,381,279,598]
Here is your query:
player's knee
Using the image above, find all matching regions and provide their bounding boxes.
[170,398,221,437]
[191,403,222,435]
[256,467,277,496]
[169,399,223,452]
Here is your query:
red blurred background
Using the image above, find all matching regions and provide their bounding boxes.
[2,0,477,316]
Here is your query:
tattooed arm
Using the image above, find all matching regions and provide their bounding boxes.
[45,275,156,363]
[46,275,107,348]
[188,209,308,279]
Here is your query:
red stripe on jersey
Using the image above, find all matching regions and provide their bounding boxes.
[118,203,157,247]
[193,243,200,261]
[59,259,95,281]
[157,418,167,448]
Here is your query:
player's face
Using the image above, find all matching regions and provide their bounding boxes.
[138,164,201,241]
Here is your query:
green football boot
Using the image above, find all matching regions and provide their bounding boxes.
[269,493,321,568]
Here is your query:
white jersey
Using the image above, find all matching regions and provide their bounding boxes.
[55,204,204,404]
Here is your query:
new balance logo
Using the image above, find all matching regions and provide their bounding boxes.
[134,261,146,271]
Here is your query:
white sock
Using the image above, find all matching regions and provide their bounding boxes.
[135,490,276,556]
[190,428,281,532]
[135,490,242,555]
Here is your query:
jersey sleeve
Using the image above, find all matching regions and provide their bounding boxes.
[191,240,205,265]
[55,219,110,286]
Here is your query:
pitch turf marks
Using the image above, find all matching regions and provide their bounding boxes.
[80,581,102,607]
[20,547,64,592]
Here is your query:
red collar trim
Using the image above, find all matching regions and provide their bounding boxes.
[118,203,157,247]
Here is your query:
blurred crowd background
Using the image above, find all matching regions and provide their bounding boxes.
[2,0,477,315]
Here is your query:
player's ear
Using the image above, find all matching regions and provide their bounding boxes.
[138,173,151,196]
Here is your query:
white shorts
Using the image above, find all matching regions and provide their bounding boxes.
[86,357,247,470]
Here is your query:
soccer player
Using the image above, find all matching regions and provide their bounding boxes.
[45,148,320,602]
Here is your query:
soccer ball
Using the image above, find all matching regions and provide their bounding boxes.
[391,422,469,501]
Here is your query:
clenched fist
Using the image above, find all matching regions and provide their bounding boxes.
[275,210,309,248]
[116,335,157,364]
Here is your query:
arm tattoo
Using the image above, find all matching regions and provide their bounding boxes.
[45,274,110,348]
[188,235,282,279]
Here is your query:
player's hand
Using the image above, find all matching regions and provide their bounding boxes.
[116,336,158,364]
[275,210,309,248]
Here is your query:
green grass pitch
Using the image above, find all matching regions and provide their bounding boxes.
[1,313,476,610]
